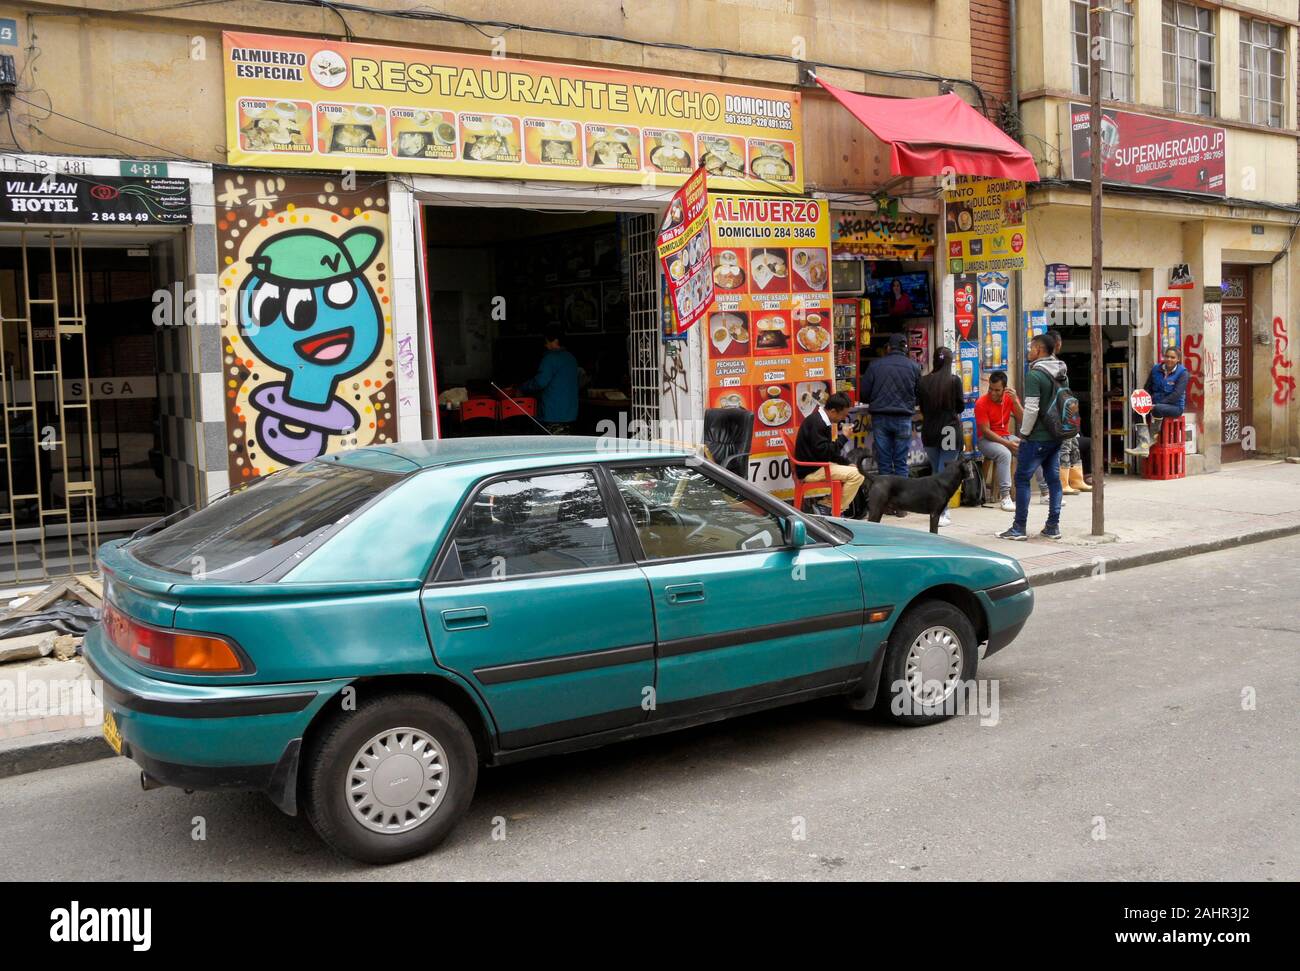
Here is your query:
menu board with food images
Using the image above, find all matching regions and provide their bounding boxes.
[657,166,714,335]
[224,32,804,191]
[703,194,832,497]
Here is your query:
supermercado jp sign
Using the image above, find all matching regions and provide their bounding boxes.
[223,32,804,191]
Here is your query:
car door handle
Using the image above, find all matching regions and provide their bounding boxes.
[441,607,489,631]
[665,583,705,604]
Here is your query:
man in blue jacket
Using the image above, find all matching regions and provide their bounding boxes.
[1127,346,1188,456]
[520,332,579,433]
[860,332,922,487]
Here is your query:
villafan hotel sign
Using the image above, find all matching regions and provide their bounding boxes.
[224,31,806,192]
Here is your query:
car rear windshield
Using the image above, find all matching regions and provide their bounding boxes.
[130,461,405,581]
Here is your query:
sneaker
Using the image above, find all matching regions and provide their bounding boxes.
[1040,525,1062,540]
[999,496,1015,512]
[1038,492,1050,505]
[938,511,952,527]
[997,527,1028,541]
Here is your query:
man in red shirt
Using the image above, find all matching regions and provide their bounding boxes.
[974,370,1022,512]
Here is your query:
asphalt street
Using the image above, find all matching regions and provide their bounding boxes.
[1,536,1296,881]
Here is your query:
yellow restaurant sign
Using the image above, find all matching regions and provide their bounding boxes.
[224,32,804,192]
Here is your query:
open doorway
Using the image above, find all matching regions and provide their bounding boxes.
[0,228,195,583]
[423,204,659,437]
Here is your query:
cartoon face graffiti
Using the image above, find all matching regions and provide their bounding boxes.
[237,226,386,466]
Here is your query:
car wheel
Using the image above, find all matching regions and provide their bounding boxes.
[876,600,978,726]
[304,692,478,864]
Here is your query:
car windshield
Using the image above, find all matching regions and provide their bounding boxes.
[130,461,405,581]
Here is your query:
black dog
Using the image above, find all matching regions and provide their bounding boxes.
[862,457,974,534]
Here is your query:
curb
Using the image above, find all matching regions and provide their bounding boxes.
[2,521,1299,781]
[0,726,113,780]
[1024,520,1300,587]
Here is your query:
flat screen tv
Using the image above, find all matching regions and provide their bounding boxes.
[866,272,932,318]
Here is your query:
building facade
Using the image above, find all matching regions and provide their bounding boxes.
[1013,0,1300,471]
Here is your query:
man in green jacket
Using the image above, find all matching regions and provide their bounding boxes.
[997,333,1066,541]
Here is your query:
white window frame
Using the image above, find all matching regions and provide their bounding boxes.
[1071,0,1135,103]
[1162,0,1217,117]
[1239,17,1286,128]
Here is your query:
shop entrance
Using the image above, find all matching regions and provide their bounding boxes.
[1048,269,1141,474]
[0,228,194,584]
[1220,267,1253,462]
[423,205,660,437]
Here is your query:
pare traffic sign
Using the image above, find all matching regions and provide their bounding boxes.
[1130,388,1153,416]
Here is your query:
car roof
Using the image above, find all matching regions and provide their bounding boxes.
[334,435,694,471]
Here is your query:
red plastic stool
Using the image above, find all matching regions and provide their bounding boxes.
[1143,443,1186,480]
[1156,414,1186,447]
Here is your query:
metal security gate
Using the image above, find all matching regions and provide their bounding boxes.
[625,212,660,431]
[1220,268,1252,462]
[0,230,98,583]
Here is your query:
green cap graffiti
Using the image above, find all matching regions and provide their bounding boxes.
[247,226,383,284]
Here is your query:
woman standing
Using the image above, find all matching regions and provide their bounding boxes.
[918,345,965,528]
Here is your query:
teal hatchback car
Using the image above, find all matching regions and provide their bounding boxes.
[86,437,1032,863]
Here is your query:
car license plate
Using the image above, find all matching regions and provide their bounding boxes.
[102,708,123,756]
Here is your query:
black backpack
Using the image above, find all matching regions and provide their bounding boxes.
[960,460,985,507]
[1038,369,1082,441]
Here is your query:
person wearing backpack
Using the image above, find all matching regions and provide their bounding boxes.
[998,333,1071,541]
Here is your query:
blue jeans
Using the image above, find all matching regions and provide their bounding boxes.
[1152,403,1182,418]
[873,415,913,477]
[924,446,957,476]
[1013,439,1062,532]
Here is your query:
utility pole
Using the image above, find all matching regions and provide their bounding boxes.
[1089,3,1105,535]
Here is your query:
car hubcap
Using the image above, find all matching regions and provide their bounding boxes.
[904,625,964,707]
[347,728,448,835]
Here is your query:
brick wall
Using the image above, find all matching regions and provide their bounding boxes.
[970,0,1012,121]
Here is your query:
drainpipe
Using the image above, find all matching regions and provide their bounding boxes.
[1009,0,1024,378]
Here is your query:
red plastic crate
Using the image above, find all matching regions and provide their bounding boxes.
[460,397,498,421]
[1143,443,1186,480]
[1157,414,1186,447]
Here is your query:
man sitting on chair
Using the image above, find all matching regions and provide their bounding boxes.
[794,392,864,515]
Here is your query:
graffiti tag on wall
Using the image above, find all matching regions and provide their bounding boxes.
[1272,316,1295,405]
[217,171,396,483]
[1183,333,1205,414]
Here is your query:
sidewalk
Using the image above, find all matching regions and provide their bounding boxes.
[3,459,1299,781]
[887,458,1300,584]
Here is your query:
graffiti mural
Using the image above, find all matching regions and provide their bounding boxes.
[217,171,396,483]
[1272,316,1295,406]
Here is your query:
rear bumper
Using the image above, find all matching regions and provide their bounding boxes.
[84,627,350,814]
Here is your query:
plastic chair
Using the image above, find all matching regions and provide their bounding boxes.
[460,396,498,435]
[701,407,755,477]
[780,429,843,517]
[497,396,539,433]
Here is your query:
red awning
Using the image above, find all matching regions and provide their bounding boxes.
[816,78,1039,182]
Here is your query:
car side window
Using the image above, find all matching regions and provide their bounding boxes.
[445,470,620,580]
[609,464,785,560]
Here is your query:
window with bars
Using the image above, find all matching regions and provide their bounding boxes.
[1071,0,1135,102]
[1162,1,1216,116]
[1239,18,1286,127]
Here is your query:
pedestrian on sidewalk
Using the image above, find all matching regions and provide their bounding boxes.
[1127,347,1189,457]
[918,345,965,528]
[975,370,1022,512]
[998,333,1067,541]
[860,332,921,515]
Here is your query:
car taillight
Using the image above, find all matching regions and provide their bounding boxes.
[102,601,246,673]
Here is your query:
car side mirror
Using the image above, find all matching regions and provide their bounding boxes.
[784,517,807,548]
